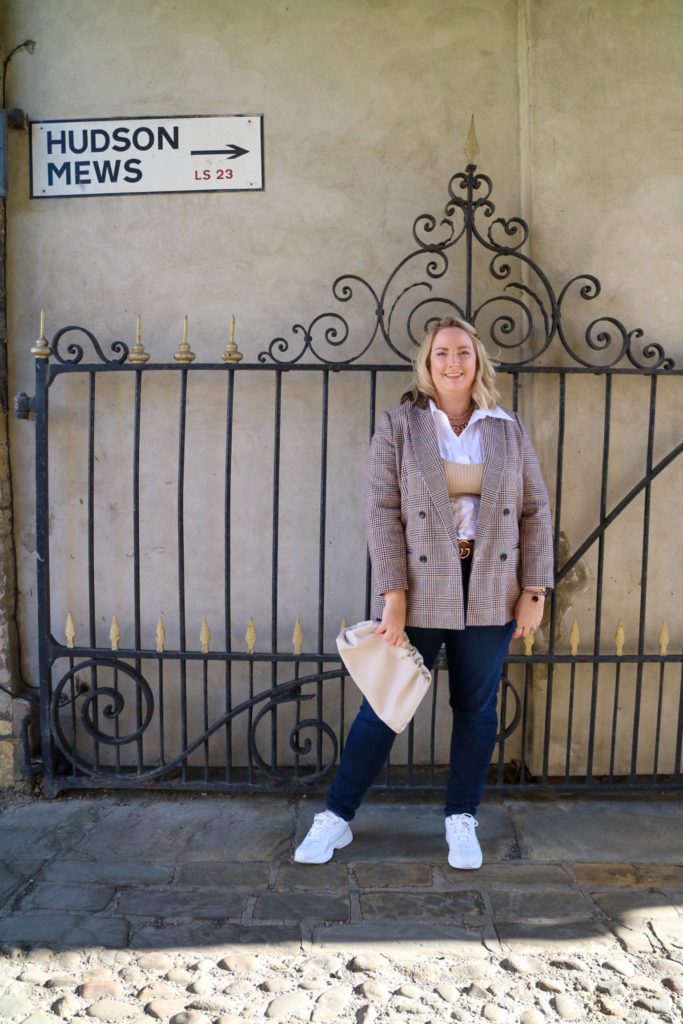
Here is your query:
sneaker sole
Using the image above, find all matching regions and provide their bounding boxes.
[447,851,483,870]
[294,827,353,864]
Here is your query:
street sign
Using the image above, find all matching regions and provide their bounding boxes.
[29,115,264,198]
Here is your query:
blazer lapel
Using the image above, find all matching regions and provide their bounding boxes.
[475,417,507,541]
[408,406,461,548]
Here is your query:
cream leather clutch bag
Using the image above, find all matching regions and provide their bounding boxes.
[336,620,432,733]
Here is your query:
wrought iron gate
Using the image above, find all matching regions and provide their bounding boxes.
[16,163,682,796]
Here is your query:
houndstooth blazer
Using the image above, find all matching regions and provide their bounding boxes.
[365,401,554,629]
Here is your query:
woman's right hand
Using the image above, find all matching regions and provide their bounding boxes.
[374,589,407,647]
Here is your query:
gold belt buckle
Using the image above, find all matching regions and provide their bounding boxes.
[458,540,473,560]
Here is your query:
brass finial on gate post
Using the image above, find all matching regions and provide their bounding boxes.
[65,611,76,648]
[659,621,670,656]
[156,615,165,653]
[109,615,120,651]
[292,619,303,656]
[128,315,150,363]
[569,619,580,656]
[222,314,243,363]
[245,617,257,654]
[464,114,480,164]
[615,619,625,656]
[173,315,196,363]
[200,616,211,654]
[30,309,52,359]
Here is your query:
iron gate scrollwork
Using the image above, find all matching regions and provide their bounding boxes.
[16,163,682,796]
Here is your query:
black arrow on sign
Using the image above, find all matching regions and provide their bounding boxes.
[190,144,249,158]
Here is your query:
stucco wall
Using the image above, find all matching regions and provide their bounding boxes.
[1,0,681,782]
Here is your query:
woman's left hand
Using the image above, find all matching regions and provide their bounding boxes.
[512,592,545,640]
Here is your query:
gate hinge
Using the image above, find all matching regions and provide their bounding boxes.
[14,392,35,420]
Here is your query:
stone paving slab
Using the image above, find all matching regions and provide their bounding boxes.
[506,798,683,862]
[275,861,350,891]
[348,861,434,888]
[175,861,271,888]
[253,892,351,922]
[358,890,485,923]
[0,911,129,947]
[570,861,683,887]
[487,888,596,923]
[76,796,294,863]
[441,862,573,887]
[116,887,248,920]
[589,889,682,923]
[13,883,116,914]
[127,921,303,953]
[38,860,175,886]
[0,862,44,904]
[495,918,620,955]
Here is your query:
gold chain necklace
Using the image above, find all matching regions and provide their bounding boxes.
[447,400,476,436]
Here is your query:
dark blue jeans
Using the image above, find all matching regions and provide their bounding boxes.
[327,563,515,820]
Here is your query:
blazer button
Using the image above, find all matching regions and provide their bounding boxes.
[503,508,510,516]
[419,555,427,563]
[500,552,508,561]
[418,511,426,519]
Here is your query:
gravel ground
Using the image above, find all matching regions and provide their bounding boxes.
[1,943,682,1024]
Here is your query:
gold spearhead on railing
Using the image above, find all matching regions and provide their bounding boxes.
[30,309,52,359]
[173,314,196,363]
[200,616,211,654]
[569,619,580,656]
[523,632,535,655]
[110,616,120,651]
[615,619,625,656]
[245,617,257,654]
[659,621,669,656]
[464,114,480,164]
[222,314,243,363]
[156,615,165,653]
[292,618,303,656]
[340,619,347,632]
[129,314,150,363]
[65,611,76,648]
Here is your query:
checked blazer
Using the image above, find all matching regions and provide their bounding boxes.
[365,401,554,630]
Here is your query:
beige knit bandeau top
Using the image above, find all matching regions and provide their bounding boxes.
[442,459,484,497]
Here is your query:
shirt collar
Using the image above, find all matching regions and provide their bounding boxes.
[429,399,513,425]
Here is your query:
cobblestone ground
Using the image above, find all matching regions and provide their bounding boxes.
[0,793,681,1023]
[1,943,682,1024]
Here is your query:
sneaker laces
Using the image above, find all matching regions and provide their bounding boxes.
[446,813,478,840]
[307,811,338,837]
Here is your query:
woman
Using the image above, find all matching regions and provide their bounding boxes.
[295,317,554,868]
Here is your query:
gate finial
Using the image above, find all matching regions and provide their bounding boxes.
[464,115,479,164]
[245,617,257,654]
[65,611,76,648]
[615,619,625,656]
[569,619,580,656]
[659,621,669,656]
[200,616,211,654]
[109,615,120,651]
[173,315,196,363]
[129,315,150,364]
[222,314,243,363]
[30,309,52,359]
[156,615,165,653]
[292,618,303,656]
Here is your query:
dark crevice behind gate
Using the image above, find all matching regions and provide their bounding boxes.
[15,163,682,796]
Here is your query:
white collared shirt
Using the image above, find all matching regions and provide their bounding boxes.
[429,400,513,539]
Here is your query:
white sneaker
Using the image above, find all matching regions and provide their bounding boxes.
[294,810,353,864]
[445,813,483,869]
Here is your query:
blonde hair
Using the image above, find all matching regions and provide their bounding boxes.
[401,316,501,410]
